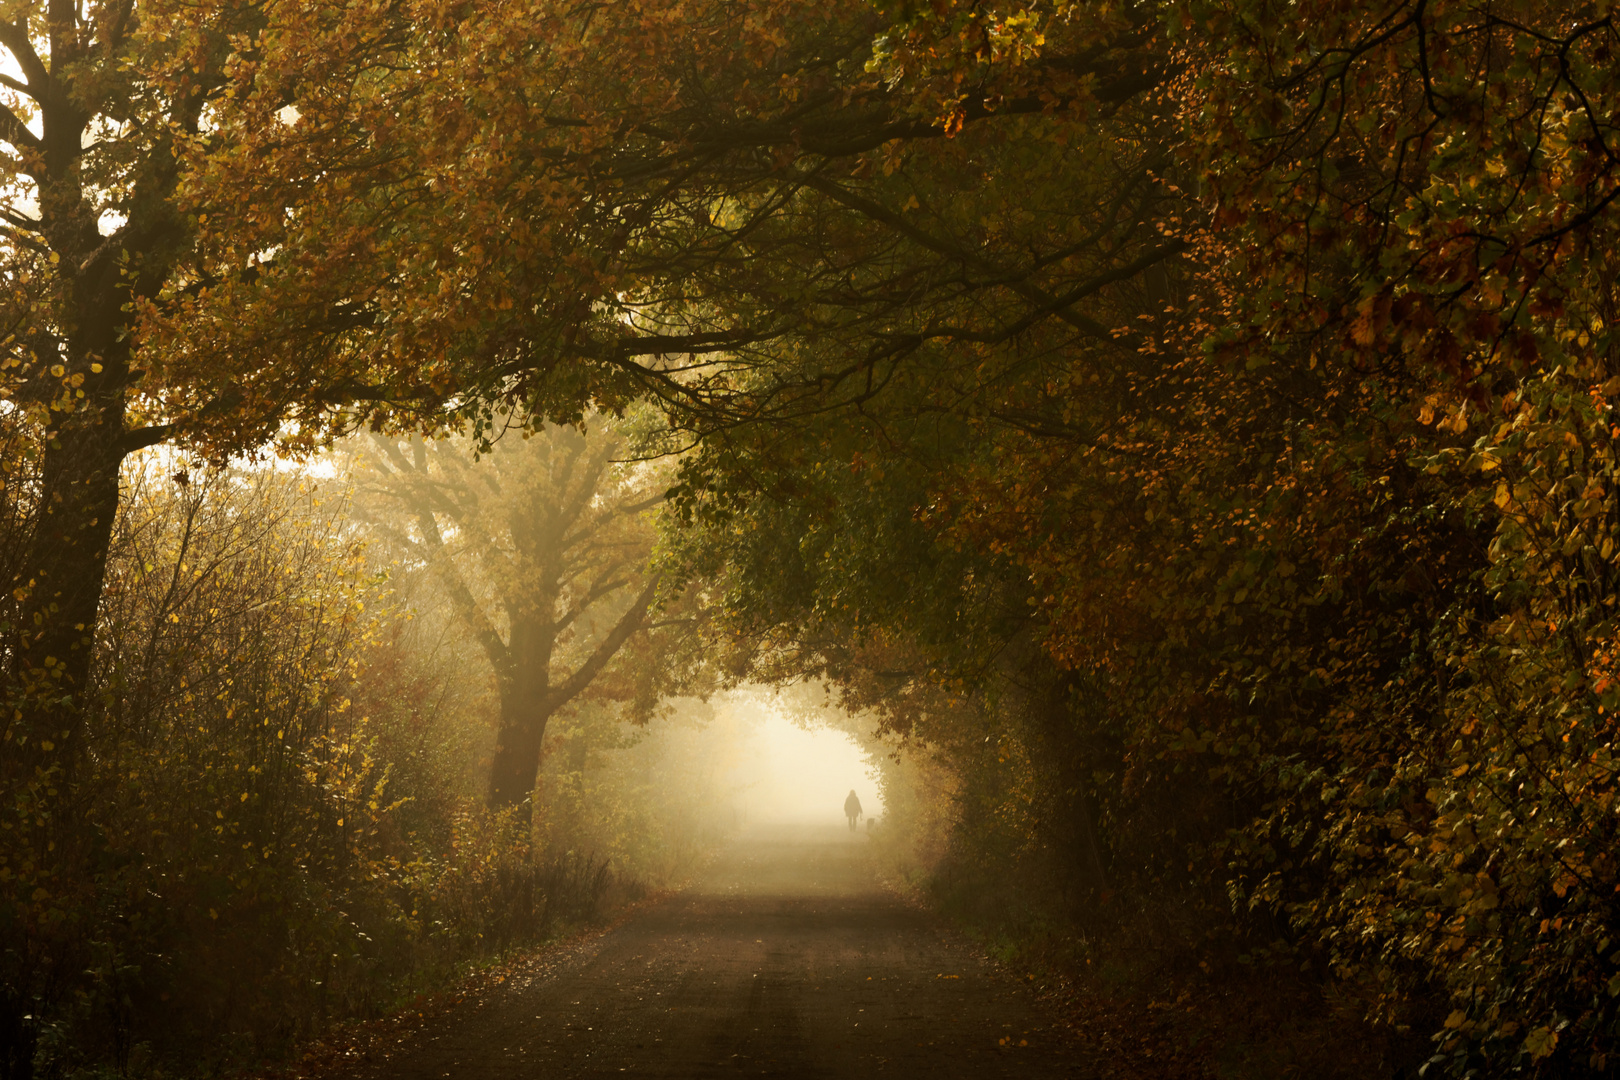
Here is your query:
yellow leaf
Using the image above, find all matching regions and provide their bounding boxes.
[1524,1026,1558,1060]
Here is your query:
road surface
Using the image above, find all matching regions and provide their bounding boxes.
[355,824,1089,1078]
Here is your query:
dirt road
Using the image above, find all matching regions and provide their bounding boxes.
[355,823,1089,1079]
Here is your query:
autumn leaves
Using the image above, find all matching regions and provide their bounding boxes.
[2,0,1620,1074]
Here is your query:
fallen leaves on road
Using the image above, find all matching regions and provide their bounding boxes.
[239,893,676,1080]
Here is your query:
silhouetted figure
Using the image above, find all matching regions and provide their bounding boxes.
[844,789,863,831]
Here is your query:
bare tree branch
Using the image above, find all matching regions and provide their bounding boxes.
[546,576,658,711]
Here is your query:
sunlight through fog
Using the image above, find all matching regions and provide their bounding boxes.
[729,706,884,826]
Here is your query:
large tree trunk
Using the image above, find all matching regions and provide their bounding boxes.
[484,580,657,811]
[8,404,127,761]
[0,296,134,1080]
[487,630,555,809]
[3,210,141,777]
[487,692,554,810]
[4,60,149,773]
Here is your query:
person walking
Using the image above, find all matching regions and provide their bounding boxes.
[844,789,863,832]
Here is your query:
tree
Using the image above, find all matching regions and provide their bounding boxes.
[0,0,201,775]
[0,0,1176,780]
[156,0,1176,438]
[31,0,1620,1070]
[0,0,471,816]
[1183,0,1620,1070]
[356,419,670,809]
[677,0,1620,1071]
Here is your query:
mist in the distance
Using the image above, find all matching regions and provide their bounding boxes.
[728,706,884,825]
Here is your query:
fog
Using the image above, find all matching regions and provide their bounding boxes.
[727,703,885,825]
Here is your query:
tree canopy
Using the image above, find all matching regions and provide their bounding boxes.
[6,0,1620,1075]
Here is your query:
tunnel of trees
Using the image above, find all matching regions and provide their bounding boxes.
[1,0,1617,1076]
